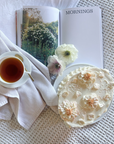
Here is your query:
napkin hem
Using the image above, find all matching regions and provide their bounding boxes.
[0,100,8,107]
[18,103,46,130]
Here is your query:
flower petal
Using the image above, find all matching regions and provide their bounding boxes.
[55,44,78,65]
[47,55,66,76]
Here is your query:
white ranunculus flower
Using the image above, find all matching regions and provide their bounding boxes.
[55,44,78,65]
[47,55,66,76]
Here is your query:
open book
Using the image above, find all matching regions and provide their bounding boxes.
[16,6,103,68]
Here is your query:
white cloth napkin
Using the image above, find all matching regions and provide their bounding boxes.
[0,30,58,129]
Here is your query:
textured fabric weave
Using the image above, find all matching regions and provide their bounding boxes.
[0,0,114,143]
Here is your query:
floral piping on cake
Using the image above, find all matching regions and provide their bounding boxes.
[97,102,105,110]
[71,78,77,83]
[75,91,82,98]
[104,94,111,101]
[77,71,96,87]
[98,71,104,78]
[58,100,79,122]
[108,82,114,89]
[77,119,85,125]
[87,113,95,120]
[93,83,100,90]
[62,91,69,98]
[82,93,99,110]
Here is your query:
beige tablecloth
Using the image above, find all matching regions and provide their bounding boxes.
[0,0,114,143]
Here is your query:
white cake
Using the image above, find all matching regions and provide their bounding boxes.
[57,67,114,127]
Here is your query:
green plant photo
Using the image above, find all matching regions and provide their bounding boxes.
[21,8,58,65]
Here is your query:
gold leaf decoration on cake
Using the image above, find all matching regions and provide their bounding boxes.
[66,108,72,116]
[84,73,91,80]
[88,98,95,107]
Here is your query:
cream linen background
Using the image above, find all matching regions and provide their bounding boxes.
[0,0,114,144]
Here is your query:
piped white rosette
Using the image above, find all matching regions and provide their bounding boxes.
[57,67,114,128]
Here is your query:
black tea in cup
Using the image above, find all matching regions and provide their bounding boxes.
[0,57,24,83]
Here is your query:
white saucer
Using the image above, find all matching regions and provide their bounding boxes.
[54,63,113,125]
[0,51,31,88]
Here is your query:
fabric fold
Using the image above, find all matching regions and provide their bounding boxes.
[0,30,58,129]
[0,31,58,106]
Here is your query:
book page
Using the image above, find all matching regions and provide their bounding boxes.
[60,7,103,68]
[20,6,59,65]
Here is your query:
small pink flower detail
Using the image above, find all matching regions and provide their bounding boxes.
[47,55,66,75]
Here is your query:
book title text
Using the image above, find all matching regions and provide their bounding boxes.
[66,9,93,15]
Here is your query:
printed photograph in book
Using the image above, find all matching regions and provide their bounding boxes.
[21,8,58,65]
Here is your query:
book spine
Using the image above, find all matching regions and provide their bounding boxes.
[15,11,17,45]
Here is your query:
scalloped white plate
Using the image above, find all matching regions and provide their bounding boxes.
[0,51,31,88]
[54,63,113,125]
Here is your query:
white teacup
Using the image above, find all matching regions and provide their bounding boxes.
[0,56,30,84]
